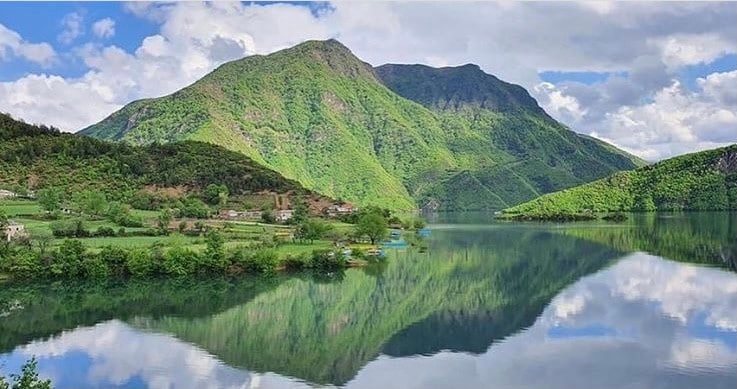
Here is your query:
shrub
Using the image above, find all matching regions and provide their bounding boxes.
[413,219,426,229]
[50,240,86,278]
[309,249,346,271]
[230,246,280,274]
[50,219,89,238]
[2,249,43,279]
[94,226,117,237]
[98,246,130,276]
[281,254,309,271]
[126,248,154,277]
[82,256,110,278]
[162,246,200,276]
[202,230,227,272]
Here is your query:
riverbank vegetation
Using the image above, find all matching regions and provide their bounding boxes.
[1,195,423,281]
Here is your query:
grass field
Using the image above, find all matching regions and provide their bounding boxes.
[0,199,41,216]
[2,199,361,258]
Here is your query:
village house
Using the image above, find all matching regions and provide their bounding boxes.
[0,189,17,199]
[3,221,27,242]
[326,203,357,217]
[218,209,263,221]
[275,209,294,222]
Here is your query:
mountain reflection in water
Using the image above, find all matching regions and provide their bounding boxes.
[0,213,735,389]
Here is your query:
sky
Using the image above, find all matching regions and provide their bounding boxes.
[0,1,735,161]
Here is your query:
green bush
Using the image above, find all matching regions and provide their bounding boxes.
[162,246,199,276]
[50,240,86,278]
[1,249,43,279]
[309,249,346,271]
[98,246,129,276]
[126,248,155,277]
[231,247,278,274]
[281,254,309,270]
[82,256,110,278]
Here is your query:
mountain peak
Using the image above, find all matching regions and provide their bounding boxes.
[374,63,545,114]
[261,38,372,78]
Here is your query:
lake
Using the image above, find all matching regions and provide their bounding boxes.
[1,212,735,389]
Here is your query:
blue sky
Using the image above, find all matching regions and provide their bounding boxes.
[0,1,735,160]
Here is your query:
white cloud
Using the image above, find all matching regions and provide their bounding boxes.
[653,33,733,70]
[537,72,737,160]
[58,11,84,44]
[92,18,116,39]
[0,1,734,158]
[0,74,121,130]
[0,23,56,67]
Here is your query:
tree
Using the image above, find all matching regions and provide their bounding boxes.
[37,187,62,213]
[356,213,388,245]
[291,200,309,225]
[32,231,53,258]
[203,230,226,272]
[295,219,332,243]
[633,193,656,211]
[74,190,107,216]
[204,184,228,206]
[0,209,8,229]
[157,209,172,234]
[50,239,86,277]
[180,197,210,218]
[0,357,52,389]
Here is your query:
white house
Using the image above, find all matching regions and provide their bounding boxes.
[3,221,27,242]
[0,189,17,199]
[275,209,294,222]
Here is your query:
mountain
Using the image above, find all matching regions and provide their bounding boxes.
[0,113,313,201]
[503,144,737,216]
[82,39,645,211]
[374,63,647,209]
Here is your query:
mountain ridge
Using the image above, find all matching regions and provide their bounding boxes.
[81,39,644,211]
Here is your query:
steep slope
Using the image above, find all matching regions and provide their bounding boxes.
[82,39,644,211]
[504,144,737,216]
[0,113,313,200]
[375,63,647,209]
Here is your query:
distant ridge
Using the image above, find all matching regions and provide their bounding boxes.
[504,144,737,215]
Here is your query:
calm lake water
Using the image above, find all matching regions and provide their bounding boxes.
[1,212,735,389]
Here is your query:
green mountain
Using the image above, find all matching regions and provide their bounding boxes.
[81,39,644,211]
[0,113,311,201]
[504,144,737,216]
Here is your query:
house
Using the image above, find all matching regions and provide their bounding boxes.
[326,203,357,217]
[3,221,27,242]
[219,209,264,221]
[0,189,17,199]
[275,209,294,222]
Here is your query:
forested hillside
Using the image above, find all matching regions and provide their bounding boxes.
[0,113,310,200]
[504,144,737,216]
[82,39,643,211]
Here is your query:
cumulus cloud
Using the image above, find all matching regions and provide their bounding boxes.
[0,23,56,66]
[58,11,84,44]
[92,18,115,39]
[0,1,734,158]
[537,72,737,160]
